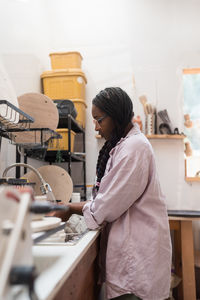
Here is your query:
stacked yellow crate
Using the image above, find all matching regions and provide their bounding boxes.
[41,52,87,152]
[41,51,87,129]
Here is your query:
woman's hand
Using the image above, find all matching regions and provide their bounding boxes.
[47,201,90,222]
[46,203,72,221]
[49,205,72,222]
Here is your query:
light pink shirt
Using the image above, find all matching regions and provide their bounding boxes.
[83,124,172,300]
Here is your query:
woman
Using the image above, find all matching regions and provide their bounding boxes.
[58,87,172,300]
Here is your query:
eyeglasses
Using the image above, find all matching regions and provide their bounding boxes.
[93,115,107,126]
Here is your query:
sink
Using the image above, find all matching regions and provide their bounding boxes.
[36,229,89,246]
[32,230,89,277]
[33,255,60,275]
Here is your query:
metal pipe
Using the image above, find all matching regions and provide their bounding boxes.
[2,163,54,199]
[3,163,45,186]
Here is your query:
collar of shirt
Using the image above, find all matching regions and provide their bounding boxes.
[109,123,141,155]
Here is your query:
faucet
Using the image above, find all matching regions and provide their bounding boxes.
[2,163,56,202]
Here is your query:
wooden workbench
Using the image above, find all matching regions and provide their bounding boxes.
[169,215,200,300]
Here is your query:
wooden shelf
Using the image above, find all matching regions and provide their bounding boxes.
[185,177,200,182]
[96,134,185,139]
[146,134,185,139]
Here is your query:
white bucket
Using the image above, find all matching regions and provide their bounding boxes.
[71,192,81,203]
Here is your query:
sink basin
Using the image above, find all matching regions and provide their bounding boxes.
[33,255,60,275]
[33,230,89,278]
[36,229,89,246]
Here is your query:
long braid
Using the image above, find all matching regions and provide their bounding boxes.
[96,138,118,187]
[96,141,109,182]
[92,87,134,193]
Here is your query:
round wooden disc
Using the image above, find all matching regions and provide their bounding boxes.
[14,93,59,144]
[23,165,73,204]
[31,217,61,233]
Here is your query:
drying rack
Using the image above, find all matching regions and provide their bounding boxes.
[0,100,34,141]
[0,100,61,146]
[25,114,87,201]
[0,100,61,177]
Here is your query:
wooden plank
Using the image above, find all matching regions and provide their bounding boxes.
[173,221,183,300]
[185,177,200,182]
[169,220,180,231]
[183,68,200,74]
[146,134,185,139]
[169,216,200,221]
[195,250,200,267]
[181,221,196,300]
[185,159,187,178]
[97,134,185,139]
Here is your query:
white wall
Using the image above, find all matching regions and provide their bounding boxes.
[1,0,200,245]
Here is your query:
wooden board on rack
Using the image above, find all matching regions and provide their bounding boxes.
[23,165,73,204]
[31,217,61,233]
[14,93,59,144]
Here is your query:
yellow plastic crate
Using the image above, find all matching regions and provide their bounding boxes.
[49,52,83,69]
[72,99,87,128]
[41,69,87,100]
[47,129,76,151]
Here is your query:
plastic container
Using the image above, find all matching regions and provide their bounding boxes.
[145,114,155,135]
[49,52,83,69]
[53,100,77,128]
[72,99,87,128]
[41,69,87,100]
[71,192,81,203]
[47,129,76,151]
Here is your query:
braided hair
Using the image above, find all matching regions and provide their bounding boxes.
[93,87,134,193]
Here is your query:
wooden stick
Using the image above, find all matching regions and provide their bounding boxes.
[0,193,31,297]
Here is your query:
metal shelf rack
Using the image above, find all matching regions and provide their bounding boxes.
[0,99,61,147]
[46,114,86,201]
[0,100,61,177]
[25,114,87,201]
[0,100,34,142]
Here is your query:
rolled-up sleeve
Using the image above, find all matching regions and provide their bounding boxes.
[83,146,151,230]
[82,200,100,229]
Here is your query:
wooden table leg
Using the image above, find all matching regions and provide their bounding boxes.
[173,223,183,300]
[181,221,196,300]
